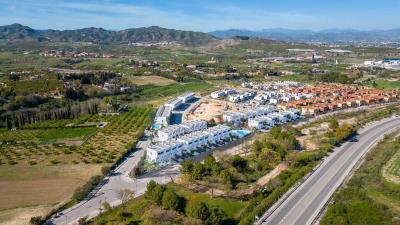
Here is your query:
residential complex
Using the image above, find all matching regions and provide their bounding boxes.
[155,92,196,126]
[147,125,231,164]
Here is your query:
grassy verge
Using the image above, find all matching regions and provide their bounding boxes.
[320,132,400,225]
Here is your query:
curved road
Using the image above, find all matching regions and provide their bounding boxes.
[257,116,400,225]
[46,135,180,225]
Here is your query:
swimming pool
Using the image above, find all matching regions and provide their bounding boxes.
[152,124,162,130]
[231,130,252,138]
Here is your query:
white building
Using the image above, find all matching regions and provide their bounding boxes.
[157,120,207,142]
[177,131,210,153]
[178,92,196,103]
[202,125,231,143]
[211,88,237,99]
[165,98,183,109]
[155,105,172,126]
[223,112,246,125]
[146,141,185,164]
[248,116,276,130]
[148,125,231,164]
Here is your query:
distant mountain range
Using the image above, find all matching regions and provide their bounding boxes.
[2,24,400,45]
[209,28,400,43]
[0,24,218,46]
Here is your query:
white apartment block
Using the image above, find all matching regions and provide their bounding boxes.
[178,92,196,103]
[202,125,231,144]
[147,125,231,164]
[155,105,172,126]
[223,112,246,125]
[211,88,237,99]
[222,106,277,125]
[157,120,207,142]
[165,98,183,109]
[146,141,185,164]
[177,131,210,153]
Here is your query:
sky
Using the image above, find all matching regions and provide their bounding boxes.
[0,0,399,32]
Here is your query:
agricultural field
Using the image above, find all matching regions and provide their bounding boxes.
[321,133,400,225]
[0,107,152,224]
[127,75,177,86]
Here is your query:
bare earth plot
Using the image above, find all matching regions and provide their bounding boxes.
[0,164,102,225]
[186,98,240,122]
[128,75,176,86]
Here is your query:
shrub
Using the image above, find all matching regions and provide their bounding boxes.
[180,160,194,174]
[144,180,165,205]
[192,161,205,180]
[205,208,226,225]
[185,201,210,220]
[29,216,43,225]
[162,189,181,211]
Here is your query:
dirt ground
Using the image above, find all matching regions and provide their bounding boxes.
[0,164,102,225]
[128,75,176,86]
[183,162,287,198]
[0,205,53,225]
[298,118,359,151]
[186,98,241,122]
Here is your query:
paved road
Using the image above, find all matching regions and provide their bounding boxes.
[257,116,400,225]
[46,134,180,225]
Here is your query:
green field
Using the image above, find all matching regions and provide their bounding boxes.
[321,134,400,225]
[372,80,400,90]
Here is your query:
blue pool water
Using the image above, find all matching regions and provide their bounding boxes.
[231,130,252,138]
[152,124,162,130]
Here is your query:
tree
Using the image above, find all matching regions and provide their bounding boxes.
[185,201,210,220]
[144,180,157,199]
[204,155,218,175]
[232,155,247,170]
[270,126,282,139]
[29,216,43,225]
[162,189,181,211]
[8,73,20,82]
[180,160,194,174]
[329,117,339,130]
[116,189,135,210]
[335,124,355,142]
[219,169,233,188]
[129,166,142,178]
[205,208,226,225]
[192,161,205,180]
[145,180,165,204]
[78,216,88,225]
[101,201,111,212]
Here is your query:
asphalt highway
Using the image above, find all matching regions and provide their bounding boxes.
[257,117,400,225]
